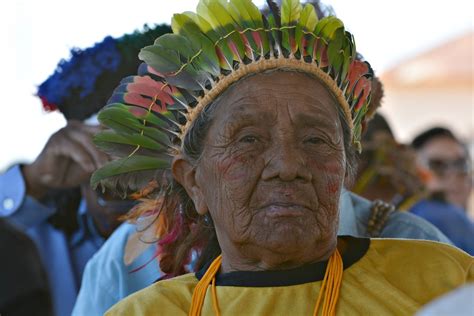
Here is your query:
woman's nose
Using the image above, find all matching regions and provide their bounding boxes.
[261,141,312,182]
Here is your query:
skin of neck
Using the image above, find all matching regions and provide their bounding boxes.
[217,229,340,273]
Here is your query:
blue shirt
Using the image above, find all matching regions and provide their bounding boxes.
[410,199,474,255]
[72,223,161,316]
[72,188,452,316]
[0,165,105,316]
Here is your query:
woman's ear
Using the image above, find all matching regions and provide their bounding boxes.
[172,155,208,215]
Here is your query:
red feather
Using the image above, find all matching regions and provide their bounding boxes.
[346,60,369,95]
[353,77,371,111]
[110,76,176,113]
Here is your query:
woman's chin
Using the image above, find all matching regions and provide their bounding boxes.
[256,222,322,254]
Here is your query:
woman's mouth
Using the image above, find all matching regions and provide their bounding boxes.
[259,203,309,218]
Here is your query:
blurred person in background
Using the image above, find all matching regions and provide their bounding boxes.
[410,127,474,254]
[352,113,425,210]
[416,284,474,316]
[0,24,171,316]
[353,116,473,254]
[412,127,472,211]
[0,218,53,316]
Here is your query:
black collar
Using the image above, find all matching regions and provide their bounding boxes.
[195,236,370,287]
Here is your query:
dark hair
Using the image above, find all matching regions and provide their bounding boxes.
[357,113,394,178]
[0,219,53,315]
[362,113,394,142]
[46,187,82,236]
[411,127,459,150]
[157,70,357,276]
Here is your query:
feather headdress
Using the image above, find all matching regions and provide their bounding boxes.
[91,0,375,196]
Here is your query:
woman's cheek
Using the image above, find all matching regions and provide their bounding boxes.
[218,150,260,182]
[309,157,345,196]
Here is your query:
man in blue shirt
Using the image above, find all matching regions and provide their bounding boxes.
[410,199,474,255]
[412,127,472,213]
[0,123,111,316]
[0,24,171,316]
[411,127,474,255]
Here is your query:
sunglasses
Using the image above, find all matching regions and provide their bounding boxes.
[425,158,471,176]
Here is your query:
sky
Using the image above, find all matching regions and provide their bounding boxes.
[0,0,472,171]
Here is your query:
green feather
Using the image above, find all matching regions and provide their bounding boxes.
[140,35,208,90]
[228,0,270,58]
[227,0,256,58]
[90,155,170,190]
[183,11,234,70]
[327,27,345,80]
[281,0,302,54]
[299,3,318,32]
[281,0,302,25]
[339,32,354,83]
[94,130,165,152]
[98,105,172,146]
[296,3,318,55]
[315,16,344,40]
[172,13,221,77]
[197,0,247,62]
[266,13,281,55]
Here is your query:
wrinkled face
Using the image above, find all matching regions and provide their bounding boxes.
[417,136,472,209]
[190,71,346,257]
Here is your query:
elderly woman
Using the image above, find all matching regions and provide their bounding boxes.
[92,0,472,314]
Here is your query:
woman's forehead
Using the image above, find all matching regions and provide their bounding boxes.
[214,71,339,123]
[226,70,331,93]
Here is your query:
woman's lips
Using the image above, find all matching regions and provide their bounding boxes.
[259,203,309,218]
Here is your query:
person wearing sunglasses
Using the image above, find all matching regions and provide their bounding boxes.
[413,127,472,210]
[410,126,474,254]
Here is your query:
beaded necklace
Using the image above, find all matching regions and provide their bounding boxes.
[189,249,343,316]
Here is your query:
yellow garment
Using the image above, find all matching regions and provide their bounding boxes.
[106,239,473,316]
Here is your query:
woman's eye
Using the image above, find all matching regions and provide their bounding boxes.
[304,137,324,144]
[239,135,258,144]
